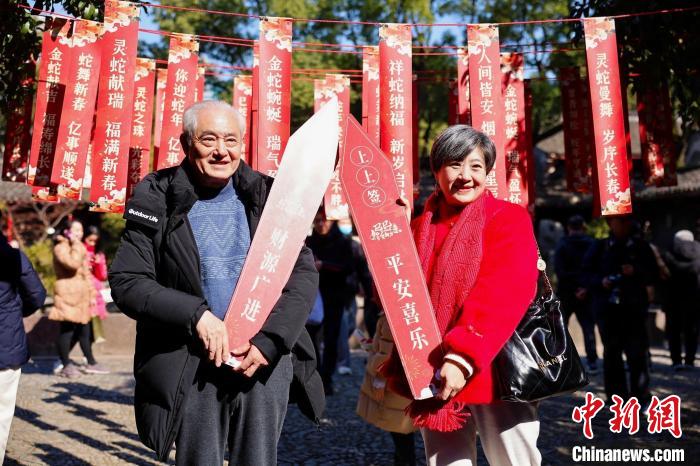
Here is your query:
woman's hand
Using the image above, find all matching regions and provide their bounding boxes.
[437,360,467,400]
[396,196,411,223]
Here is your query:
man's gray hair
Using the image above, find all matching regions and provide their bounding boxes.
[182,100,245,145]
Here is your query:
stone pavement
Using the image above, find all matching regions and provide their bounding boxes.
[5,348,699,465]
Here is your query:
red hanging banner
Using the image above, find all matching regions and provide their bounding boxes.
[250,43,260,171]
[2,62,35,182]
[323,74,351,220]
[28,18,72,188]
[579,73,595,193]
[412,75,419,190]
[155,33,199,170]
[559,67,592,193]
[313,79,331,111]
[126,58,156,201]
[619,59,633,173]
[89,1,140,212]
[340,115,442,400]
[195,65,205,102]
[256,17,293,178]
[233,75,253,162]
[448,79,459,125]
[362,46,380,145]
[501,53,529,208]
[457,47,471,125]
[657,84,678,186]
[524,80,536,214]
[637,83,665,186]
[583,17,632,215]
[637,82,678,187]
[50,20,103,200]
[153,68,167,166]
[467,24,507,200]
[379,23,413,206]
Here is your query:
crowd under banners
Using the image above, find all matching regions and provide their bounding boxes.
[362,46,380,145]
[155,33,199,170]
[457,47,471,125]
[89,1,139,212]
[501,53,529,208]
[256,17,293,178]
[27,18,72,190]
[51,20,103,200]
[468,24,507,200]
[223,99,339,359]
[233,75,253,162]
[584,17,632,215]
[379,23,413,208]
[126,58,156,201]
[2,62,35,182]
[153,68,167,167]
[340,116,442,400]
[250,43,260,170]
[321,74,351,220]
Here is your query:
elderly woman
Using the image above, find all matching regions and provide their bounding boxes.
[386,125,541,465]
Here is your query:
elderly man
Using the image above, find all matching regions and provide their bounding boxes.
[109,100,323,465]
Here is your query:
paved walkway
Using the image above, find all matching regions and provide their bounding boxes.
[5,348,699,465]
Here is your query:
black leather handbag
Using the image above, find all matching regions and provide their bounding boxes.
[494,256,589,402]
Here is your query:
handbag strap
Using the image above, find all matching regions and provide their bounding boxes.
[536,247,554,295]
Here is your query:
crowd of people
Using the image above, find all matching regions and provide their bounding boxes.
[0,100,698,465]
[554,214,700,407]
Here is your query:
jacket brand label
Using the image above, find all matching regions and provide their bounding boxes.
[128,208,158,223]
[124,207,160,228]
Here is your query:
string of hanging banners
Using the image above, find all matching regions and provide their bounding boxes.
[5,2,695,215]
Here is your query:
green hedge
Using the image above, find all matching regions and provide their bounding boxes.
[24,239,55,295]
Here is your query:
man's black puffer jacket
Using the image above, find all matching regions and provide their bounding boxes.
[109,161,324,461]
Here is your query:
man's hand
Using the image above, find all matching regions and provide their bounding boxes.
[437,360,467,401]
[195,310,229,367]
[231,342,269,378]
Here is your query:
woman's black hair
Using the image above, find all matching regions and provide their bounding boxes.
[85,225,102,252]
[429,125,496,174]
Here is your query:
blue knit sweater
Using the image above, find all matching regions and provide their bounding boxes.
[188,180,251,320]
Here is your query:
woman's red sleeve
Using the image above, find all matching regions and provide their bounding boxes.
[442,204,538,374]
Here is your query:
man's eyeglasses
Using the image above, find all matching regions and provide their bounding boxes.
[194,135,240,149]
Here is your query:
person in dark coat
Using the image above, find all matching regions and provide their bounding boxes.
[0,232,47,463]
[662,230,700,370]
[306,210,355,394]
[109,100,323,465]
[582,215,658,404]
[554,215,599,373]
